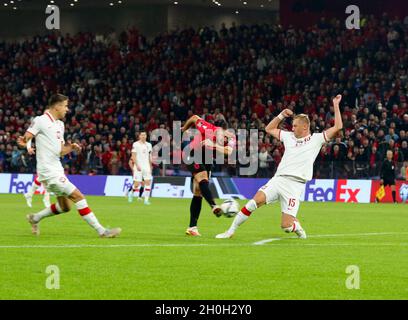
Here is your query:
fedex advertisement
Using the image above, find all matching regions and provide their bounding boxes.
[0,173,400,204]
[301,179,372,203]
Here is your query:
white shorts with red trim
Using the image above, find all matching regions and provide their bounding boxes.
[41,175,77,197]
[133,166,152,182]
[258,176,305,217]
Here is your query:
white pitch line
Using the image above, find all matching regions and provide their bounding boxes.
[0,242,408,249]
[253,238,282,245]
[0,232,407,249]
[252,231,408,245]
[0,243,247,249]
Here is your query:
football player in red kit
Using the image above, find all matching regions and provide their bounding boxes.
[182,115,235,236]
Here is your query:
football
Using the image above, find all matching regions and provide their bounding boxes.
[220,199,239,217]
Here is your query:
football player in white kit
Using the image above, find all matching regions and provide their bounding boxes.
[17,94,121,238]
[128,131,153,205]
[125,157,145,201]
[216,95,343,239]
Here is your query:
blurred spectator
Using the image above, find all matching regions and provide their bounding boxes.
[258,146,272,178]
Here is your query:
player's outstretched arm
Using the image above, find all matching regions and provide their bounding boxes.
[201,140,233,156]
[265,108,293,139]
[182,115,200,132]
[324,95,343,141]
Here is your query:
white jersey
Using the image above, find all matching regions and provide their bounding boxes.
[132,141,152,168]
[27,111,65,181]
[275,130,328,182]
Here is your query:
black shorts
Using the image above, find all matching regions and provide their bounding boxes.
[187,163,212,176]
[383,179,395,187]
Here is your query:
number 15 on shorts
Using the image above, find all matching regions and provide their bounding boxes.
[288,198,296,208]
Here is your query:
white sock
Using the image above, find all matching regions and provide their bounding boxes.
[75,199,106,235]
[33,203,62,223]
[282,220,302,233]
[228,212,249,233]
[144,187,151,201]
[227,199,257,233]
[131,187,138,197]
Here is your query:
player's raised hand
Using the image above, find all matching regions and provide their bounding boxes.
[333,94,342,105]
[281,109,293,118]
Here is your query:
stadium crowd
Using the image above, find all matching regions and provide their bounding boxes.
[0,13,408,179]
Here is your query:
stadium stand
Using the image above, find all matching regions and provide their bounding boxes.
[0,14,407,178]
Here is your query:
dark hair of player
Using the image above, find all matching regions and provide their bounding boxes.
[48,94,69,107]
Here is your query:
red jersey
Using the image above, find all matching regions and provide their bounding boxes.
[189,119,236,151]
[189,119,220,151]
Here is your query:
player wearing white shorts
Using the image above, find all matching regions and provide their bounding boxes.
[216,95,343,239]
[128,132,153,205]
[125,157,145,201]
[17,94,121,238]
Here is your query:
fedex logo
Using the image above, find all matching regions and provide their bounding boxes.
[9,174,35,194]
[123,178,133,192]
[303,179,371,203]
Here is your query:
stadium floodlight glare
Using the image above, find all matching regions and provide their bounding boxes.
[4,3,8,6]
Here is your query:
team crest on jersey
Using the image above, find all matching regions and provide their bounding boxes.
[295,136,311,147]
[59,177,66,183]
[56,131,61,139]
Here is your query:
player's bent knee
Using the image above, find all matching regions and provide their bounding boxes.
[253,192,266,207]
[68,189,85,202]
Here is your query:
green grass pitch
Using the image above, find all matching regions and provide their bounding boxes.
[0,194,407,300]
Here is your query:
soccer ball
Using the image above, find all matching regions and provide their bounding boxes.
[220,199,239,218]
